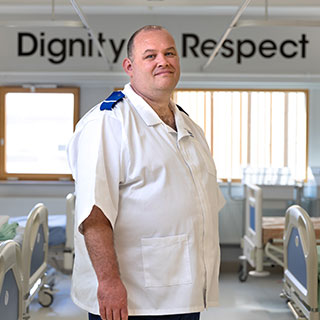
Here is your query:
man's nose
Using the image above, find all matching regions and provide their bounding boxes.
[157,54,169,67]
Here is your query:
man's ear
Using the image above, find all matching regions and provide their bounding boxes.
[122,58,133,76]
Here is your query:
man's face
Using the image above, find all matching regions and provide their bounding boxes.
[123,29,180,97]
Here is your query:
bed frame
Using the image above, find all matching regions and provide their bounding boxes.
[240,184,320,282]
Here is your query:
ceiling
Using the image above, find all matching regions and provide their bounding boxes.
[0,0,320,8]
[0,0,319,5]
[0,0,320,17]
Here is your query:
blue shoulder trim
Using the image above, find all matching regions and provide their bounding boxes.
[100,91,125,111]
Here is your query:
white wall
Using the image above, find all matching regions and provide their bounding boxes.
[0,181,74,217]
[1,12,320,243]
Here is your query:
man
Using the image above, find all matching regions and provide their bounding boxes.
[67,25,225,320]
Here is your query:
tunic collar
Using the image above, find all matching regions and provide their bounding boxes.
[123,83,194,140]
[122,83,162,127]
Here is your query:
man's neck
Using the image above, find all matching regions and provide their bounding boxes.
[130,85,176,130]
[145,96,177,131]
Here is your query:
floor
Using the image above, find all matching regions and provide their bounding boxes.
[29,267,294,320]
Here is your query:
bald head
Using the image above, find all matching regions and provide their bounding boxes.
[122,25,180,100]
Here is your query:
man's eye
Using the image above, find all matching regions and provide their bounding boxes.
[166,52,174,56]
[146,54,155,59]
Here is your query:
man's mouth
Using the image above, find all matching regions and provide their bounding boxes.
[154,70,174,76]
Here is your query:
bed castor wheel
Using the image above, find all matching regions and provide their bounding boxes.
[238,255,248,282]
[238,268,248,282]
[38,287,54,307]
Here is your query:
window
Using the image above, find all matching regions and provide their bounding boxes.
[172,89,308,182]
[0,87,79,180]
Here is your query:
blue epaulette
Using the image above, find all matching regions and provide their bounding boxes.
[100,91,125,111]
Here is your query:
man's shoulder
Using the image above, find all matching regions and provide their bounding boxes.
[81,92,127,123]
[100,91,125,111]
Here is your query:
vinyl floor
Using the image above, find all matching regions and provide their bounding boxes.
[29,268,294,320]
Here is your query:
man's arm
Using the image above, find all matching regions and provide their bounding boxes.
[82,205,128,320]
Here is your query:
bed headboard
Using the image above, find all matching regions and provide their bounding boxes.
[284,205,318,312]
[21,203,49,295]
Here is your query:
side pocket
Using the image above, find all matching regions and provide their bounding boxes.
[141,234,192,287]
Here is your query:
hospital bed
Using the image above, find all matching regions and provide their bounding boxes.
[10,192,75,274]
[0,240,23,320]
[282,205,320,320]
[0,203,54,319]
[239,183,320,282]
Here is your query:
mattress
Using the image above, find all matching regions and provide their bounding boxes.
[262,216,320,245]
[9,214,66,246]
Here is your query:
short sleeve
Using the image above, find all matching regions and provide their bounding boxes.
[68,113,123,233]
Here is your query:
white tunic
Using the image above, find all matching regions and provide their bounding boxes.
[67,83,225,315]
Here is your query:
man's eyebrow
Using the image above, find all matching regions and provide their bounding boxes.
[142,49,157,55]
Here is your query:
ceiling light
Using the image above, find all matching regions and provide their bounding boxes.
[0,20,83,28]
[236,19,320,28]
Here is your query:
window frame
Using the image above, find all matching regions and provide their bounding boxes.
[0,86,79,181]
[173,88,309,183]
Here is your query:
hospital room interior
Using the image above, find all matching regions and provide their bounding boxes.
[1,0,320,319]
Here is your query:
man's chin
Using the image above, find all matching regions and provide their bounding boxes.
[155,78,179,90]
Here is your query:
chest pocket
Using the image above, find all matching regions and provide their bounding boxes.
[141,234,192,287]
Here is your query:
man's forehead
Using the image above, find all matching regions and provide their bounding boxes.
[135,29,176,47]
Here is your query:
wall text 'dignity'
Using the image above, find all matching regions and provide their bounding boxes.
[17,32,310,65]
